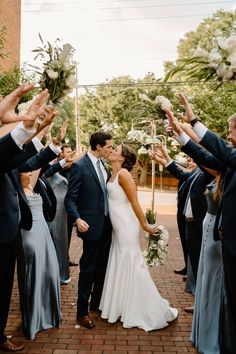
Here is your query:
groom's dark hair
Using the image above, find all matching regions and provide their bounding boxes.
[90,131,112,150]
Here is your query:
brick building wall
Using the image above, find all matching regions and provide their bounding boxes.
[0,0,21,71]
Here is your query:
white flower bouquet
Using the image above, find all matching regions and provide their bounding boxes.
[139,93,172,120]
[165,33,236,88]
[31,34,77,104]
[143,209,169,267]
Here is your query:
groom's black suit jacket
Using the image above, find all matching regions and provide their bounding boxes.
[65,153,111,240]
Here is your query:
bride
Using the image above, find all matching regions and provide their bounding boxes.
[99,144,178,331]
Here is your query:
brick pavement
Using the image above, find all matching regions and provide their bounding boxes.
[5,202,199,354]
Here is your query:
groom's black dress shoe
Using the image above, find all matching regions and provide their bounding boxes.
[0,338,24,352]
[174,267,187,275]
[77,315,95,329]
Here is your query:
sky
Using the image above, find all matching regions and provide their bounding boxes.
[20,0,236,86]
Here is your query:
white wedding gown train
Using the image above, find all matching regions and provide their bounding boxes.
[99,171,178,331]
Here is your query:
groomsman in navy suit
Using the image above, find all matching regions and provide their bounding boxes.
[65,132,112,329]
[169,94,236,353]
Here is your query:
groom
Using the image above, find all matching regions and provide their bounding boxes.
[65,131,112,328]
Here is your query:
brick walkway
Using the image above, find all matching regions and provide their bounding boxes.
[5,200,198,354]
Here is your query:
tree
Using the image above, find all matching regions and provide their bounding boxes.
[78,74,179,184]
[164,9,236,138]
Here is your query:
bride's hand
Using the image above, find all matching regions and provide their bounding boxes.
[143,223,159,235]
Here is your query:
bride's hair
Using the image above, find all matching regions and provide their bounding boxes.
[121,144,137,172]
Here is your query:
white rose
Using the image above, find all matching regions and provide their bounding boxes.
[46,69,59,79]
[155,96,172,110]
[216,64,234,81]
[225,35,236,53]
[216,36,228,50]
[208,48,222,64]
[139,93,152,102]
[65,75,77,89]
[158,240,166,248]
[227,53,236,69]
[193,45,209,58]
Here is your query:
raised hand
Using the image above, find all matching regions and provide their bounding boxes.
[179,94,195,122]
[164,109,184,136]
[149,143,171,166]
[53,119,69,145]
[0,83,38,124]
[23,89,50,130]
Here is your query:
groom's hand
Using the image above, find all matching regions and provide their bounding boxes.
[76,218,89,233]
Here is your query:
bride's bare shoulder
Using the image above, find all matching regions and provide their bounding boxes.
[118,168,132,181]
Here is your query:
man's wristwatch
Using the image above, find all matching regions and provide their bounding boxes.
[190,117,201,127]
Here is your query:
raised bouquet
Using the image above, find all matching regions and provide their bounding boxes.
[165,33,236,89]
[31,34,77,104]
[143,209,169,267]
[139,93,172,120]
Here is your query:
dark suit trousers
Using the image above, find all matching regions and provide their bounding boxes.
[177,212,188,268]
[77,217,111,317]
[185,220,202,281]
[220,244,236,354]
[0,238,17,343]
[67,215,74,248]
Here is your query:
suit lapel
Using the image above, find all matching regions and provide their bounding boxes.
[84,154,102,188]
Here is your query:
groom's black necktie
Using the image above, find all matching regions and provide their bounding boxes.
[97,159,108,216]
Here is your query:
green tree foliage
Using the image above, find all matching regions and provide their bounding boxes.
[164,9,236,137]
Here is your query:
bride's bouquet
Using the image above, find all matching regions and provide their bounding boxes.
[143,209,169,267]
[30,34,77,104]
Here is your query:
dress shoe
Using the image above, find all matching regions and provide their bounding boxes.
[183,275,187,282]
[184,306,194,313]
[69,260,78,267]
[60,277,71,285]
[77,315,95,329]
[0,338,24,352]
[174,267,187,275]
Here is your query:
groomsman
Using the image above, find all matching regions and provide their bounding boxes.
[65,132,112,329]
[59,143,78,266]
[168,94,236,353]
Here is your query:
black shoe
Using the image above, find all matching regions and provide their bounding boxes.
[174,267,187,275]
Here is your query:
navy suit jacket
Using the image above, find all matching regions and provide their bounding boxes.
[167,162,213,227]
[65,153,110,240]
[0,145,58,243]
[199,130,236,255]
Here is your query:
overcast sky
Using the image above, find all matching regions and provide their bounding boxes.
[21,0,236,85]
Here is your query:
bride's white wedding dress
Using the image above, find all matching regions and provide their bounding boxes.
[99,171,178,331]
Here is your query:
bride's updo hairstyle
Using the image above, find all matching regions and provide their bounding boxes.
[121,144,137,172]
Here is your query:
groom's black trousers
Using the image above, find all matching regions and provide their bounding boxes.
[77,217,111,317]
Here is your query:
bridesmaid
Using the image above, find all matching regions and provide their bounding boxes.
[17,169,61,340]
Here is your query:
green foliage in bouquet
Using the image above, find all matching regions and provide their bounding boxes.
[144,209,169,267]
[145,208,156,224]
[138,93,172,121]
[30,34,77,104]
